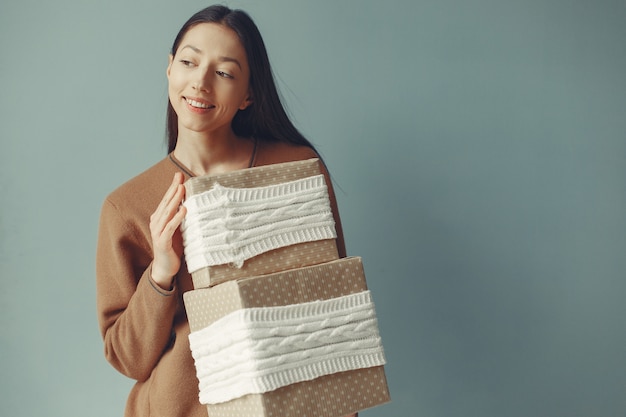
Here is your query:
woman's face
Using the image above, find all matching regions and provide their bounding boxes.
[167,23,251,138]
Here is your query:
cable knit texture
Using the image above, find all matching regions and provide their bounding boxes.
[188,291,386,405]
[181,175,336,272]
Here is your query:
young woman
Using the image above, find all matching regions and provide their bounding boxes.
[96,5,355,417]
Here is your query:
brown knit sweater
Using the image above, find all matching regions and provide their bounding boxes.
[96,156,204,417]
[96,147,345,417]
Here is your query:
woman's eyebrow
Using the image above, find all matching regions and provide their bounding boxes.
[179,45,242,70]
[218,56,242,69]
[180,44,202,53]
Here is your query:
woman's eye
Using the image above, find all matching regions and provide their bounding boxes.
[180,60,194,67]
[216,71,233,79]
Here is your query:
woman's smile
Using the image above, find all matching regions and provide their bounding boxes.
[184,97,215,113]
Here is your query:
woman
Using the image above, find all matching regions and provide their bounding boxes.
[97,5,355,417]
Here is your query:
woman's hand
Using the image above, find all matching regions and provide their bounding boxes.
[150,172,187,289]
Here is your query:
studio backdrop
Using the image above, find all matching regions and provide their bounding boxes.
[1,1,625,416]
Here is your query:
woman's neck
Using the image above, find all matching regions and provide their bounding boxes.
[173,129,254,177]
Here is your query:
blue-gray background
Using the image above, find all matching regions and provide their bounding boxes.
[1,0,624,416]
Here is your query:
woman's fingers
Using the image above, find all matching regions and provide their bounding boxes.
[149,173,187,286]
[161,184,185,229]
[153,173,184,221]
[151,174,185,237]
[160,188,186,240]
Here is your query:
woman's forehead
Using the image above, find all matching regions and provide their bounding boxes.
[176,23,245,59]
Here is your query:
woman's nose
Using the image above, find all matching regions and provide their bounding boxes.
[192,71,211,92]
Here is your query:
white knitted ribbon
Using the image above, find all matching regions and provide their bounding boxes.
[188,291,386,405]
[181,174,337,273]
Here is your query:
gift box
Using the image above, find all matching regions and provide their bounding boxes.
[182,158,339,289]
[183,257,390,417]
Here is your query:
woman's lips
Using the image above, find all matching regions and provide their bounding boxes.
[184,97,215,111]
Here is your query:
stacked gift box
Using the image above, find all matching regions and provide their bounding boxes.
[181,158,390,417]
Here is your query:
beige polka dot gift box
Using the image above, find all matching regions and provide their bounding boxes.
[181,158,340,289]
[180,159,390,416]
[183,257,390,417]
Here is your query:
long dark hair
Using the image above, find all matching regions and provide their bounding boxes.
[166,5,314,153]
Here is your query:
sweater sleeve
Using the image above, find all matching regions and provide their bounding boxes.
[96,197,179,382]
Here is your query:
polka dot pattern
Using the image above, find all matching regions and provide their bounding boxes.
[206,367,390,417]
[182,258,391,416]
[191,239,339,289]
[184,281,243,332]
[183,257,367,331]
[237,257,368,309]
[184,158,322,196]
